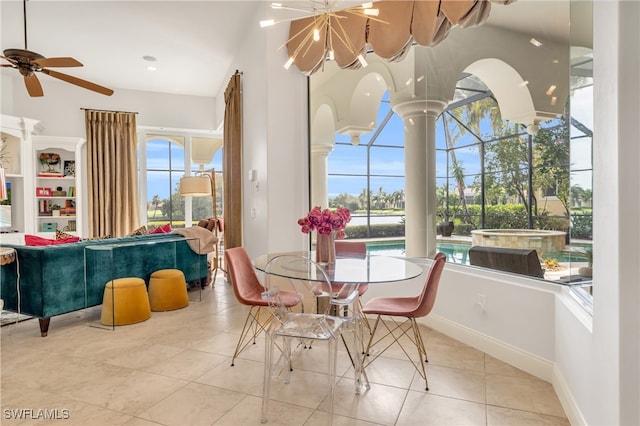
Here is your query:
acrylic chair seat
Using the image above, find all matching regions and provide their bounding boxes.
[362,252,446,391]
[225,247,300,367]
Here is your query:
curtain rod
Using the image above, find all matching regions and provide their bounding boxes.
[81,108,138,114]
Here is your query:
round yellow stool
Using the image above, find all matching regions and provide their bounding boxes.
[101,277,151,326]
[148,269,189,311]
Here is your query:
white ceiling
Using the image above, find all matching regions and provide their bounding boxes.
[1,1,259,98]
[0,1,590,99]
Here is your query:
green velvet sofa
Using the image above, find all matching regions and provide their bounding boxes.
[0,233,208,336]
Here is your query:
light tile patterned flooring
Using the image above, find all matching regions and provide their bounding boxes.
[1,277,569,425]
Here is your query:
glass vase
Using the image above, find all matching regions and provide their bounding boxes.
[315,231,336,265]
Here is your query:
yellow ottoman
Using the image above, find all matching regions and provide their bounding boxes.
[148,269,189,311]
[101,277,151,326]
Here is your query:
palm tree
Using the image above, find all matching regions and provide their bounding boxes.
[151,194,161,218]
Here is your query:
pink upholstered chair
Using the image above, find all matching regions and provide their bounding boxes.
[225,247,300,366]
[362,252,446,390]
[333,240,369,298]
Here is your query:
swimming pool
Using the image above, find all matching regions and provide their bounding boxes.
[366,240,588,265]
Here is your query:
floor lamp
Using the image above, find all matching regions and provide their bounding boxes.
[179,169,225,284]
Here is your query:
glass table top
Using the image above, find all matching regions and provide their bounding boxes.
[253,252,424,284]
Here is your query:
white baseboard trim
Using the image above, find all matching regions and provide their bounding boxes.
[420,314,584,424]
[420,314,554,381]
[552,363,586,426]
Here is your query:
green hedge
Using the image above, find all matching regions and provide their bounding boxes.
[345,224,405,239]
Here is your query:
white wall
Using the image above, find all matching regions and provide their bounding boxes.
[2,75,216,137]
[552,2,640,425]
[217,3,308,259]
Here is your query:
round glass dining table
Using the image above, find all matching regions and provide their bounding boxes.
[253,251,424,394]
[252,251,424,284]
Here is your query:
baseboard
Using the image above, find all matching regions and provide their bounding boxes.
[420,314,584,424]
[420,314,554,382]
[552,363,586,426]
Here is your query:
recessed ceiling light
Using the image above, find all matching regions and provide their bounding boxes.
[143,55,157,62]
[146,66,157,71]
[530,38,543,47]
[553,59,559,64]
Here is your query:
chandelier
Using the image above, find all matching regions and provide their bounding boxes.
[260,1,384,72]
[261,0,516,75]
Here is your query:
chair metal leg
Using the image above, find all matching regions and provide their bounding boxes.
[231,306,273,366]
[364,315,431,391]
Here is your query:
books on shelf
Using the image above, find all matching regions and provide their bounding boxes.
[38,172,64,178]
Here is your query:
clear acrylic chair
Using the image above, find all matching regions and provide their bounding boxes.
[362,252,446,391]
[329,240,371,392]
[261,254,344,425]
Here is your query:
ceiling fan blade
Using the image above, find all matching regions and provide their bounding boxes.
[41,69,114,96]
[32,57,83,68]
[1,55,18,65]
[24,74,44,97]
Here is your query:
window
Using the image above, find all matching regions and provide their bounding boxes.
[140,132,223,229]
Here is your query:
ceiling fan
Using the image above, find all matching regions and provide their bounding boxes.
[0,0,113,97]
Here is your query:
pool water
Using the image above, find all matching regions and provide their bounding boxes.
[366,240,588,265]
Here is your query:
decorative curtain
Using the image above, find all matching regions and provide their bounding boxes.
[85,109,140,237]
[223,71,243,249]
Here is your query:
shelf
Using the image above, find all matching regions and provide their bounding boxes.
[37,215,76,219]
[36,196,76,200]
[36,175,75,180]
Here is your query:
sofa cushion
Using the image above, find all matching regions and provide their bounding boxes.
[25,235,81,246]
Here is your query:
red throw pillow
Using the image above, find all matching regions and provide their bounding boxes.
[54,237,81,245]
[149,223,172,234]
[25,235,80,246]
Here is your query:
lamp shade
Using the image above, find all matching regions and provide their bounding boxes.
[179,175,211,197]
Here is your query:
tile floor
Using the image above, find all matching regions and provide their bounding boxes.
[1,277,569,426]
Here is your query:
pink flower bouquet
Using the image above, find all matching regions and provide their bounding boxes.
[297,206,351,239]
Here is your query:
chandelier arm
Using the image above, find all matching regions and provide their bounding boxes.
[278,15,320,51]
[291,20,324,60]
[299,19,328,59]
[341,8,388,24]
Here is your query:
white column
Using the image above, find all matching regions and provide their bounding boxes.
[393,100,446,257]
[310,144,333,209]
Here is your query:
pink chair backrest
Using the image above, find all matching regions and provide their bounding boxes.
[335,240,367,258]
[414,252,446,318]
[225,247,266,305]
